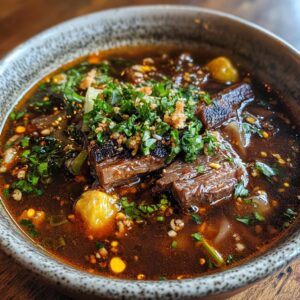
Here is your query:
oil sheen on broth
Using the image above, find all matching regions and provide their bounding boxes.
[0,46,299,280]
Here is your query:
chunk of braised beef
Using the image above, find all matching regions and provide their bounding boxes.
[94,155,165,189]
[172,162,242,210]
[196,83,254,129]
[154,134,248,210]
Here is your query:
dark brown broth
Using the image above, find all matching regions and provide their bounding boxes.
[0,46,299,280]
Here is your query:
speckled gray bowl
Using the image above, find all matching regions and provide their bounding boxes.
[0,5,300,300]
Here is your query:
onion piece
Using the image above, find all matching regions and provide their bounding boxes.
[84,87,101,114]
[224,121,248,156]
[214,217,233,244]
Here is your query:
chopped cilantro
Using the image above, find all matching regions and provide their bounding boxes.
[166,129,181,163]
[120,197,170,221]
[226,255,234,265]
[234,181,249,198]
[96,242,104,250]
[9,111,16,120]
[236,215,254,226]
[20,136,30,148]
[255,161,278,178]
[37,162,49,177]
[9,110,25,121]
[3,188,10,198]
[243,198,253,205]
[20,219,38,237]
[242,122,263,137]
[284,208,297,220]
[196,165,205,174]
[236,212,265,225]
[191,214,202,224]
[200,93,212,105]
[156,216,165,222]
[254,212,265,222]
[12,137,64,196]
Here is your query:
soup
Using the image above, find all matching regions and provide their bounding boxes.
[0,46,299,280]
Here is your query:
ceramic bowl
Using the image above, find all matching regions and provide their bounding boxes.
[0,5,300,300]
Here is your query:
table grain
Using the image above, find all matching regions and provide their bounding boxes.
[0,0,300,299]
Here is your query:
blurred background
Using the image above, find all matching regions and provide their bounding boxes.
[1,0,300,58]
[0,1,299,300]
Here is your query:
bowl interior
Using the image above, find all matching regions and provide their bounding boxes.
[0,5,300,299]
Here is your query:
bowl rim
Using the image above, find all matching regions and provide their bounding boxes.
[0,5,300,299]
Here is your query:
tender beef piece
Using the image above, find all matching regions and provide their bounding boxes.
[155,154,222,192]
[196,83,254,129]
[92,154,165,188]
[155,134,248,210]
[172,162,242,210]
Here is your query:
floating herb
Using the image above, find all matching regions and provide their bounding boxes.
[20,219,38,237]
[234,181,249,198]
[255,161,278,178]
[191,214,202,224]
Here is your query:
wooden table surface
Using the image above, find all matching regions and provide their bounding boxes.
[0,0,300,299]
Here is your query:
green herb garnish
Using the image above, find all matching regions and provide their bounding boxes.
[191,214,202,224]
[236,212,265,225]
[254,212,265,222]
[2,188,10,198]
[234,181,249,198]
[96,242,104,250]
[191,232,203,241]
[20,219,38,237]
[171,240,177,249]
[226,255,234,265]
[195,165,205,174]
[284,208,297,220]
[235,215,254,226]
[255,161,278,178]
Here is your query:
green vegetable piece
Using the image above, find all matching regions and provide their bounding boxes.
[191,232,203,241]
[201,239,225,267]
[21,137,30,148]
[234,181,249,198]
[3,188,10,198]
[171,240,177,249]
[191,214,202,225]
[38,162,49,177]
[226,254,234,265]
[20,219,38,237]
[254,212,265,222]
[96,242,104,250]
[236,215,253,226]
[192,233,225,267]
[200,93,212,105]
[255,161,278,178]
[159,276,167,281]
[284,208,297,220]
[196,165,205,174]
[66,150,88,175]
[156,216,165,222]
